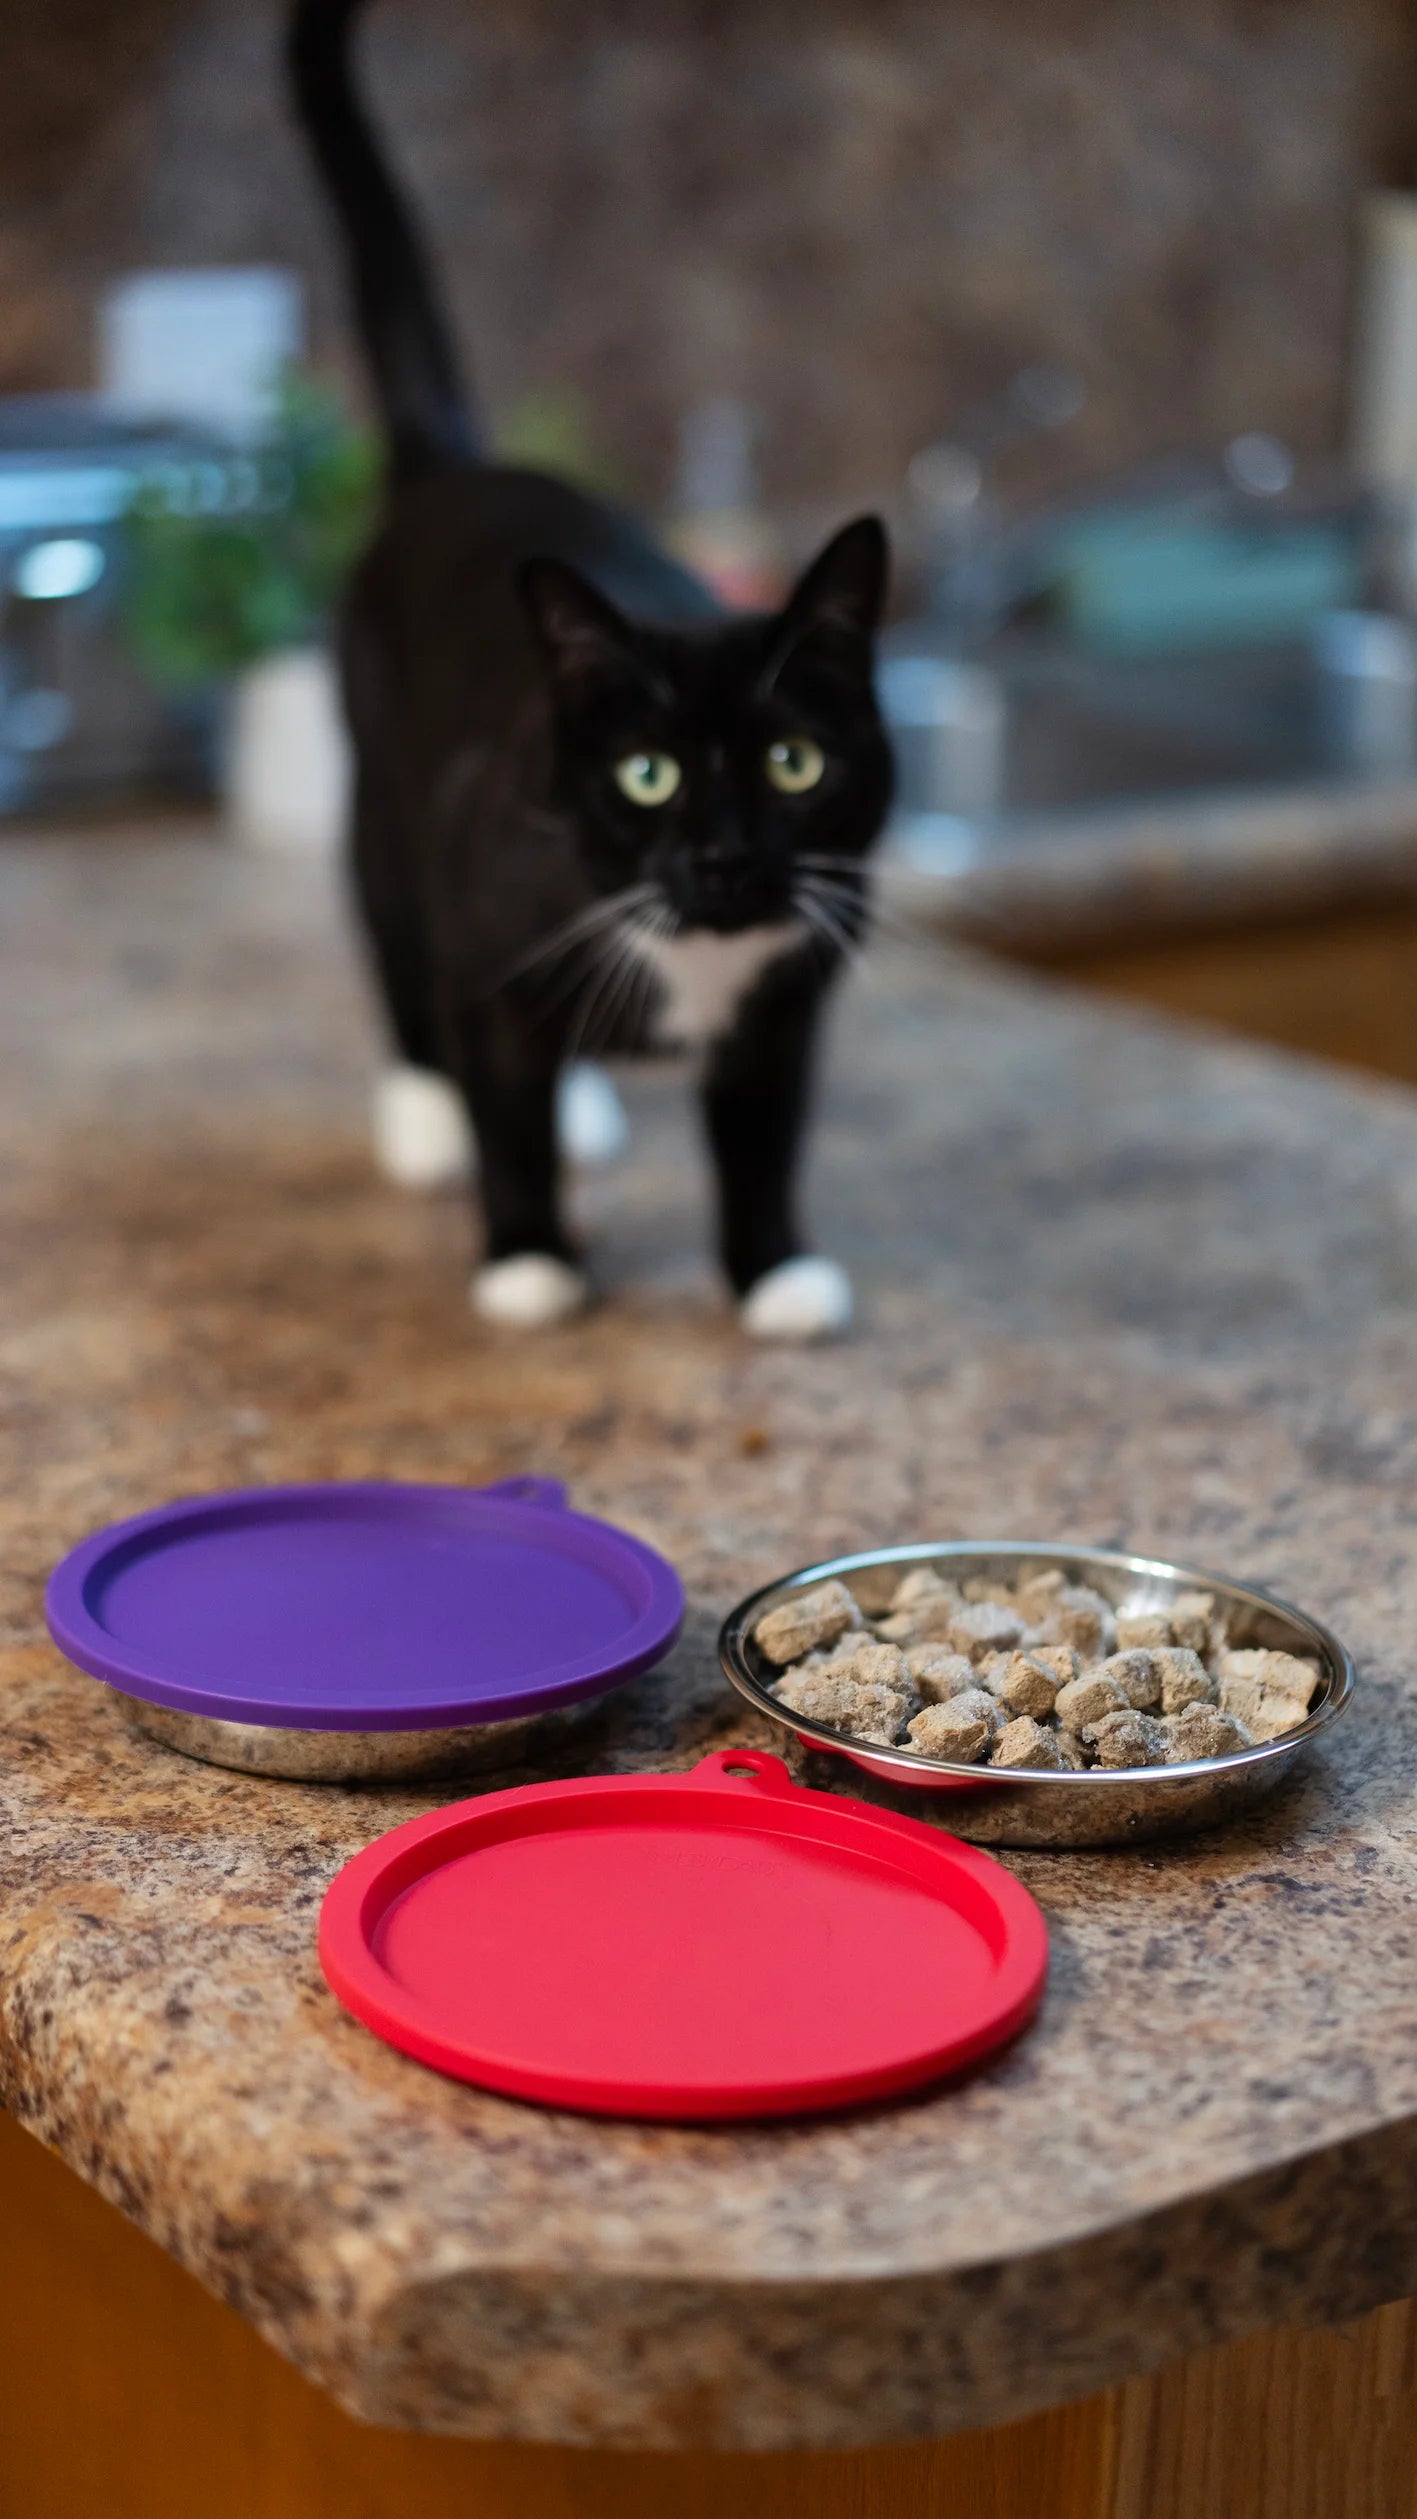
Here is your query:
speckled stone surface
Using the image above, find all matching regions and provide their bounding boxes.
[5,829,1417,2451]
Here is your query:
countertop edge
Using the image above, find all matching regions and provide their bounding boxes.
[6,2098,1416,2452]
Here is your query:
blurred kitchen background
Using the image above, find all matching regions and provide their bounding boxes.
[9,0,1417,1075]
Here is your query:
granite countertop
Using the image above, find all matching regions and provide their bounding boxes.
[5,828,1417,2453]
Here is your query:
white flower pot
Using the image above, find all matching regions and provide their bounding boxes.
[224,645,350,853]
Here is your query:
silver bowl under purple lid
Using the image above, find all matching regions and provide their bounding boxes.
[46,1477,684,1783]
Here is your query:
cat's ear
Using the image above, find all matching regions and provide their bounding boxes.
[762,517,888,685]
[519,558,640,696]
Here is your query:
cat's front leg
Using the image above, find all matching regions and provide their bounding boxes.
[701,969,853,1343]
[451,1013,588,1327]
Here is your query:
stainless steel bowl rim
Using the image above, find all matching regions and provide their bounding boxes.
[718,1540,1354,1787]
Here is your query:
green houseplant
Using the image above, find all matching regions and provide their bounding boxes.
[121,373,378,849]
[122,371,378,687]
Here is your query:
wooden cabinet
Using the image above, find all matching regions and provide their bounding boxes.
[3,2110,1415,2519]
[1012,901,1417,1087]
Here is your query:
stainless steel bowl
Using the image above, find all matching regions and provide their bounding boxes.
[112,1689,615,1784]
[719,1542,1354,1848]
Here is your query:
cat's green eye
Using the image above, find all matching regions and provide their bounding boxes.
[765,736,826,794]
[613,750,682,807]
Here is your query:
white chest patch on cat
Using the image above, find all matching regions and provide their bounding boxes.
[639,923,800,1048]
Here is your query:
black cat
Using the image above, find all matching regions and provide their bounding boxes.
[290,0,893,1336]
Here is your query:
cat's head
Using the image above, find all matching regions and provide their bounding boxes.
[519,518,892,935]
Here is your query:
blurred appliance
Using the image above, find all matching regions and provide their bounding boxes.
[882,391,1400,865]
[1351,195,1417,622]
[1352,194,1417,495]
[0,396,219,815]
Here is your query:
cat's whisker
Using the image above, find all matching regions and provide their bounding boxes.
[794,873,867,903]
[565,912,661,1061]
[521,913,649,1021]
[522,896,642,970]
[797,870,879,942]
[618,934,666,1047]
[793,880,875,982]
[793,857,876,897]
[795,862,919,946]
[795,873,864,933]
[801,917,866,968]
[796,889,851,948]
[534,947,617,1021]
[604,934,660,1052]
[622,896,678,944]
[494,884,659,993]
[794,891,852,970]
[565,937,633,1063]
[553,887,660,962]
[599,897,683,1049]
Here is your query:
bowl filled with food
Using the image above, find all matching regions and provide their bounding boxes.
[719,1542,1353,1847]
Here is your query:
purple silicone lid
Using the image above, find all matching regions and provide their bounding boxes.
[45,1478,684,1733]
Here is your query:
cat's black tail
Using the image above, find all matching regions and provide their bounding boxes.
[287,0,478,475]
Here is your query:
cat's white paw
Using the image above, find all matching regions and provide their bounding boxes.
[471,1253,589,1328]
[740,1255,853,1343]
[557,1062,629,1165]
[372,1064,472,1188]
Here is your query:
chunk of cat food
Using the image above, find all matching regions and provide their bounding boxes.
[770,1666,909,1746]
[1115,1610,1173,1651]
[879,1581,970,1642]
[995,1651,1063,1719]
[905,1647,977,1703]
[1025,1642,1079,1689]
[947,1600,1026,1662]
[1082,1709,1170,1769]
[839,1639,914,1696]
[1164,1703,1252,1763]
[810,1631,866,1664]
[873,1582,962,1644]
[1218,1648,1321,1710]
[1153,1647,1217,1715]
[1055,1729,1088,1770]
[1217,1673,1310,1743]
[1168,1591,1216,1654]
[1051,1585,1114,1659]
[991,1716,1068,1770]
[1098,1649,1162,1711]
[753,1579,861,1666]
[906,1689,1001,1764]
[874,1610,923,1643]
[907,1592,972,1643]
[892,1566,961,1613]
[962,1576,1020,1606]
[1016,1566,1066,1624]
[1055,1669,1130,1731]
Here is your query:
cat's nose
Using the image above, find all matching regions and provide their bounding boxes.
[695,847,757,907]
[701,825,750,871]
[684,855,789,932]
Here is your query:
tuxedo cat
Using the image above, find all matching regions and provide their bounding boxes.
[290,0,893,1336]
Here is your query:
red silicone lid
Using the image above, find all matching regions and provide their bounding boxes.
[319,1750,1048,2120]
